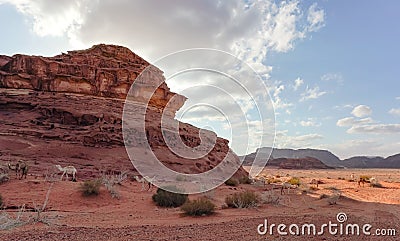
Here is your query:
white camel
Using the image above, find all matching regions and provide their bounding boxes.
[55,164,77,181]
[281,182,297,195]
[134,175,156,191]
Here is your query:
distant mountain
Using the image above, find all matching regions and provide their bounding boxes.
[242,147,344,168]
[342,154,400,168]
[267,157,333,169]
[241,147,400,169]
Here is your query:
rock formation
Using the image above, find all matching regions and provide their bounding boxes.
[0,44,247,182]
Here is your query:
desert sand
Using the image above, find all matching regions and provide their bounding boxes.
[0,167,399,241]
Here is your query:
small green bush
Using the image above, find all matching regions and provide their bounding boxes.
[239,176,253,184]
[225,191,259,208]
[225,178,239,187]
[80,179,102,196]
[152,186,188,208]
[181,198,215,216]
[288,177,301,186]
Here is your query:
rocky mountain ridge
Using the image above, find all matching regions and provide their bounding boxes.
[0,44,247,182]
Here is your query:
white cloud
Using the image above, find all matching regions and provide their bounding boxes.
[306,3,325,32]
[347,124,400,134]
[275,130,323,148]
[326,138,400,159]
[389,108,400,117]
[300,86,327,101]
[293,77,304,91]
[336,117,374,127]
[396,97,400,100]
[270,83,293,110]
[300,119,320,127]
[351,105,372,118]
[321,73,344,84]
[2,0,326,64]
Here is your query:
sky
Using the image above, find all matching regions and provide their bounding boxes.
[0,0,399,159]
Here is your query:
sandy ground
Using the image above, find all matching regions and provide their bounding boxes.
[0,168,399,241]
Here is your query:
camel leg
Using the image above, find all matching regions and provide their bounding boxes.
[61,171,65,181]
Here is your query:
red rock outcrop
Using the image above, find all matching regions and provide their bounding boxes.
[0,45,247,183]
[0,44,186,116]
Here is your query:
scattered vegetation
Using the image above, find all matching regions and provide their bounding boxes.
[0,173,9,184]
[0,205,28,230]
[224,178,239,187]
[287,177,301,186]
[327,194,340,205]
[225,191,259,208]
[175,174,187,182]
[260,191,280,205]
[181,198,215,216]
[239,176,253,185]
[101,171,128,199]
[319,194,329,199]
[80,179,102,196]
[338,177,345,180]
[267,178,280,184]
[152,186,188,208]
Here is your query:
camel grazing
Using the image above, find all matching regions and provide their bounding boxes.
[8,160,28,179]
[358,177,365,187]
[281,182,293,195]
[134,175,156,191]
[55,165,77,181]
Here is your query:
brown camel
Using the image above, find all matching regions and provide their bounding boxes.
[8,160,29,179]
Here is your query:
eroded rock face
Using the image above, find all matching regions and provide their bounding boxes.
[0,44,186,116]
[0,45,247,181]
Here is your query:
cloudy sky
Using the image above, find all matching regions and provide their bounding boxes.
[0,0,399,159]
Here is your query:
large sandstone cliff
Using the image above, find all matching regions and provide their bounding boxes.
[0,44,247,182]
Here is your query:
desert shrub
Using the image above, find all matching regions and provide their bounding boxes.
[152,186,188,208]
[175,175,186,182]
[239,176,253,184]
[260,191,280,205]
[267,178,280,184]
[338,177,345,180]
[288,177,301,186]
[327,194,340,205]
[80,179,102,196]
[0,173,9,184]
[181,198,215,216]
[319,194,329,199]
[225,191,259,208]
[224,178,239,187]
